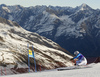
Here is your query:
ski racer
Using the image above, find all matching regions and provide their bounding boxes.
[71,51,87,66]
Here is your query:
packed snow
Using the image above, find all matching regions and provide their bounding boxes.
[4,63,100,77]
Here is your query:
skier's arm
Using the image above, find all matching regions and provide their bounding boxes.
[73,53,81,60]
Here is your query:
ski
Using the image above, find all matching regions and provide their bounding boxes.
[57,64,94,71]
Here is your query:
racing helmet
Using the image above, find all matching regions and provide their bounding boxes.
[74,51,79,55]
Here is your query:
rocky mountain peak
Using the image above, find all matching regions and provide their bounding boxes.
[0,4,7,7]
[79,3,92,11]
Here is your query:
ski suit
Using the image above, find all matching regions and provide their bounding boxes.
[73,53,87,66]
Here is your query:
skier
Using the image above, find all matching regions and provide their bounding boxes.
[71,51,87,66]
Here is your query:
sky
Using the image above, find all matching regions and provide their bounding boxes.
[0,0,100,9]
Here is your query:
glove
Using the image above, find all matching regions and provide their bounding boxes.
[70,58,74,60]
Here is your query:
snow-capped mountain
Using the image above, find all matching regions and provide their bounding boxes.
[0,17,73,72]
[0,3,100,57]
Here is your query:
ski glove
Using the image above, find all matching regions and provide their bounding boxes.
[70,58,74,60]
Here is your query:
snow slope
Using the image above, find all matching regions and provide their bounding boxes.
[4,63,100,77]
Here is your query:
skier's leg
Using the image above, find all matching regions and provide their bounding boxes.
[76,60,81,66]
[78,58,87,66]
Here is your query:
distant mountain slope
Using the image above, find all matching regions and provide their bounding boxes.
[0,17,73,71]
[0,4,100,57]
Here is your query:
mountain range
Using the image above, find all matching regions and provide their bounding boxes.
[0,3,100,57]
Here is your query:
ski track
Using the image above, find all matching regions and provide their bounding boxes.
[4,63,100,77]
